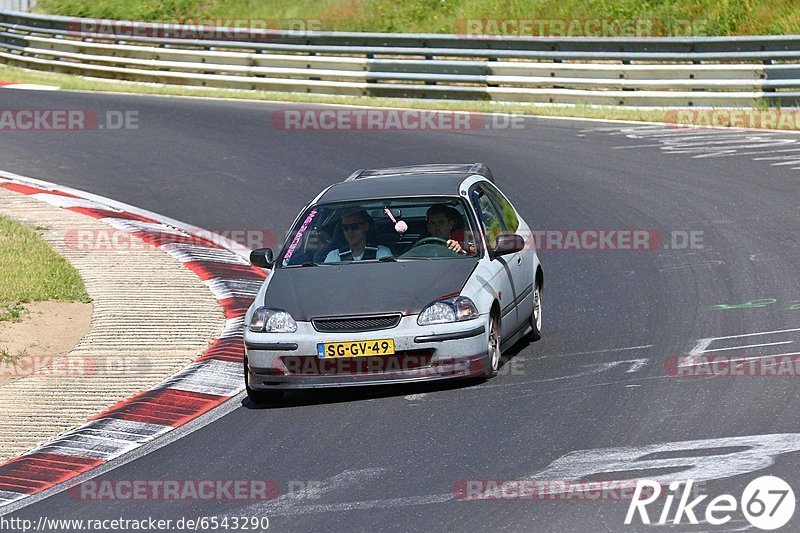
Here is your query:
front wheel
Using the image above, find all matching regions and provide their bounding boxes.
[482,313,501,378]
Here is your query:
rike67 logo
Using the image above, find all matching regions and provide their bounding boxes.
[626,476,795,530]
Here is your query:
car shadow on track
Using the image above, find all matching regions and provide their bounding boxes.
[241,377,485,409]
[241,336,533,409]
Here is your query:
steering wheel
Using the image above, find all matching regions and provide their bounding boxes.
[412,237,449,248]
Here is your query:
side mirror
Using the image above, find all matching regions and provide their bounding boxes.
[250,248,274,269]
[493,234,525,257]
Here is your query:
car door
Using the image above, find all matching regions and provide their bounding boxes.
[483,182,534,325]
[470,183,520,339]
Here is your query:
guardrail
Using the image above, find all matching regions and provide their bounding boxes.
[1,10,800,106]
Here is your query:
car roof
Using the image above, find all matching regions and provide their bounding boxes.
[317,163,494,203]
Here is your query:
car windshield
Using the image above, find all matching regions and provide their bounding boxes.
[278,197,482,267]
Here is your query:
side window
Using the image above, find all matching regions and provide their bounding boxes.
[484,183,520,233]
[472,186,504,248]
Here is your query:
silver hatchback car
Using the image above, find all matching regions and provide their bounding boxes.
[244,164,543,402]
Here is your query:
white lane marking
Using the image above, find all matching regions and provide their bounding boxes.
[612,143,666,149]
[593,359,649,374]
[699,327,800,342]
[250,468,391,514]
[689,142,798,158]
[680,337,715,368]
[701,340,794,353]
[540,345,653,359]
[249,433,800,517]
[585,125,800,170]
[690,338,714,355]
[662,136,785,148]
[763,158,800,167]
[681,328,800,367]
[265,493,454,516]
[667,145,795,158]
[658,261,725,272]
[476,358,650,389]
[682,351,800,368]
[404,393,427,401]
[736,147,800,157]
[619,129,726,139]
[419,375,687,405]
[497,433,800,499]
[753,151,800,160]
[623,359,649,373]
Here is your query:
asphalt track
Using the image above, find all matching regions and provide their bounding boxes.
[2,89,800,531]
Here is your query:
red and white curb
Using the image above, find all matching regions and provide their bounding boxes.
[0,171,265,509]
[0,81,60,91]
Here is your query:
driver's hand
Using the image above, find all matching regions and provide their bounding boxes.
[446,239,464,254]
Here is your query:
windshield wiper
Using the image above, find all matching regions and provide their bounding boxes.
[378,256,397,262]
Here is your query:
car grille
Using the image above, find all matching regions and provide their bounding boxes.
[311,313,401,333]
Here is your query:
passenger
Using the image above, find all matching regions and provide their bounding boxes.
[325,209,392,262]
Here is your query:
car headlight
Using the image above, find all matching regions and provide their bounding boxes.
[249,307,297,333]
[417,296,479,326]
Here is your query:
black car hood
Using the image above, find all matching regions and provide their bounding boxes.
[265,259,478,320]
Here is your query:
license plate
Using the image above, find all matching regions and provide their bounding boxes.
[317,339,395,358]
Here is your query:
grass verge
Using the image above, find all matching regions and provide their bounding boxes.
[34,0,800,37]
[0,214,90,325]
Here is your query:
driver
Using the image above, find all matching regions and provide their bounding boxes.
[418,204,465,254]
[325,208,392,262]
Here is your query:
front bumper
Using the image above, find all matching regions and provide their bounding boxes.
[244,315,488,389]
